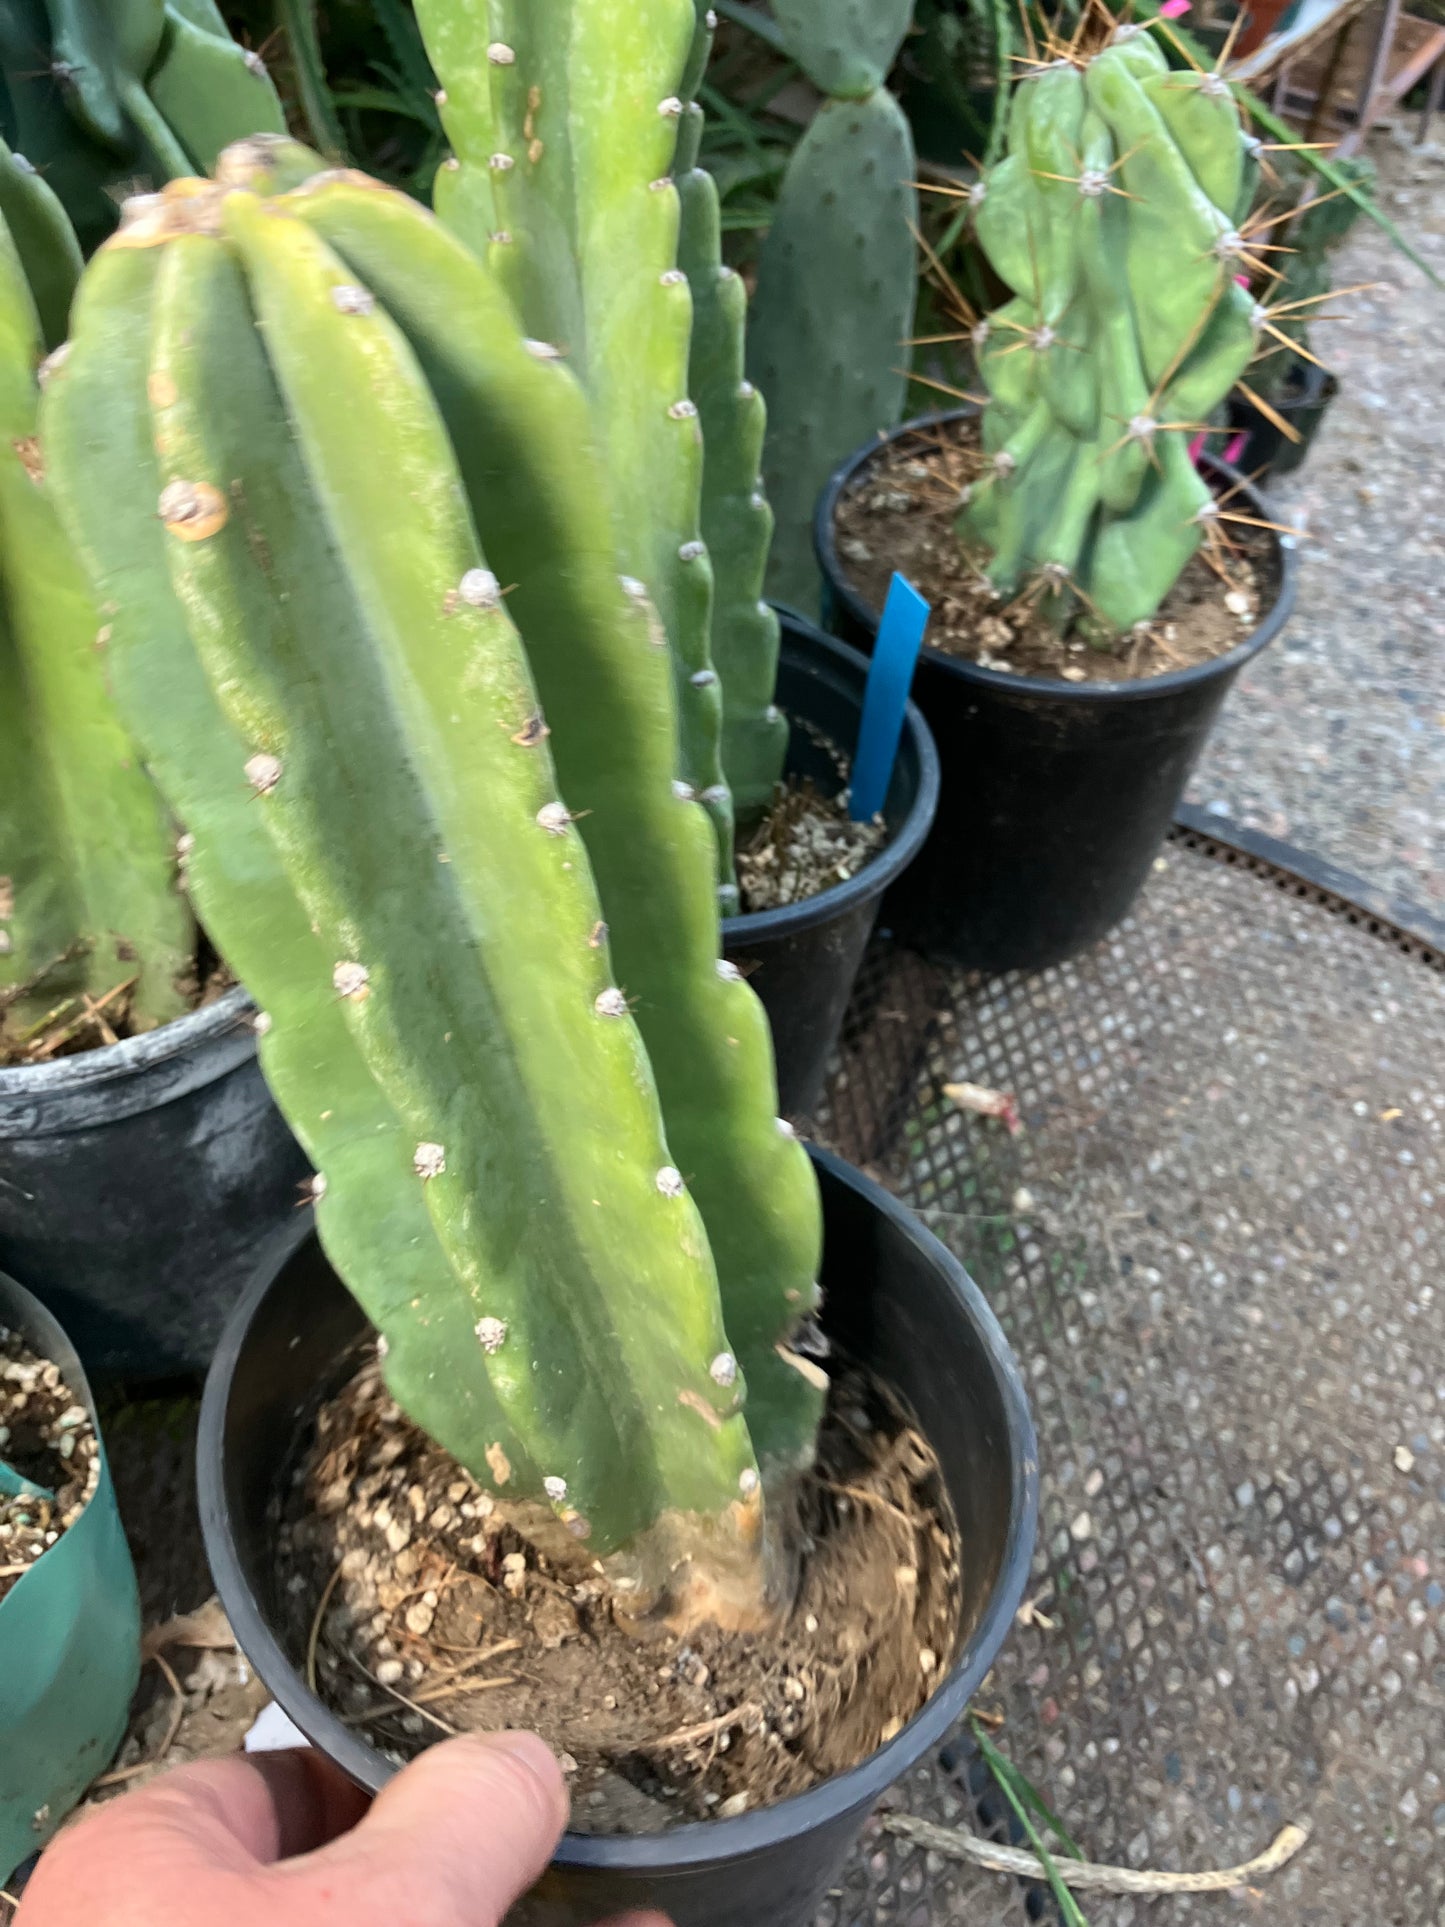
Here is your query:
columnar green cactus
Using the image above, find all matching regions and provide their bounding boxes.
[747,0,919,613]
[0,141,192,1041]
[676,4,787,826]
[44,165,824,1620]
[0,0,284,251]
[415,0,737,895]
[963,30,1260,634]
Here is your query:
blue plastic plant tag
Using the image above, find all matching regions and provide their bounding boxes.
[850,573,929,823]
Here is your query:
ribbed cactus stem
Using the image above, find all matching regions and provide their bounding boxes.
[963,32,1259,633]
[44,171,820,1624]
[294,176,824,1486]
[417,0,737,901]
[0,144,192,1039]
[676,4,788,824]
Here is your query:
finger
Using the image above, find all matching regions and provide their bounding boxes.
[274,1731,568,1925]
[16,1750,368,1922]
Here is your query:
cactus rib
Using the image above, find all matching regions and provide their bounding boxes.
[676,4,787,824]
[0,159,192,1037]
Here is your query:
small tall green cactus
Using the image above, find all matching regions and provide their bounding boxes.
[0,1,285,251]
[963,30,1260,634]
[747,0,920,614]
[415,0,738,891]
[0,139,192,1043]
[45,164,824,1622]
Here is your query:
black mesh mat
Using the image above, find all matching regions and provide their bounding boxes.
[818,830,1445,1926]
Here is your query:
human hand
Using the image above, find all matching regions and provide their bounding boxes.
[17,1733,668,1927]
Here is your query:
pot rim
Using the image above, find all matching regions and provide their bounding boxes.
[814,408,1300,702]
[0,983,256,1099]
[723,614,940,944]
[198,1145,1039,1872]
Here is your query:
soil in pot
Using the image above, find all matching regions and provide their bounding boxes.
[0,1325,102,1604]
[832,414,1281,683]
[0,941,232,1068]
[735,774,886,914]
[274,1344,960,1834]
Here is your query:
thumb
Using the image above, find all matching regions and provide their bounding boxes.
[272,1730,568,1925]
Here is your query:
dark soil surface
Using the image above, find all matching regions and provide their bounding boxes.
[0,950,231,1068]
[832,414,1277,683]
[277,1348,960,1834]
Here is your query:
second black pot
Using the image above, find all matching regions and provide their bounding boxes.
[0,988,310,1380]
[722,615,938,1117]
[199,1147,1038,1927]
[1227,356,1338,482]
[815,412,1299,972]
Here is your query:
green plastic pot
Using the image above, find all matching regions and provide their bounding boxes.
[0,1270,140,1885]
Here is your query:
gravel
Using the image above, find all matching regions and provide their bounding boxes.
[1188,126,1445,934]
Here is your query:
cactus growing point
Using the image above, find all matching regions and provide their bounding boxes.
[962,30,1261,634]
[44,165,824,1622]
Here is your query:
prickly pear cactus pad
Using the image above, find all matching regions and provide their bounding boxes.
[0,141,192,1042]
[43,166,823,1622]
[963,27,1261,635]
[415,0,736,889]
[771,0,916,99]
[748,2,919,612]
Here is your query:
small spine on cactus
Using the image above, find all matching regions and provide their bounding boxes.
[676,4,788,825]
[747,1,919,612]
[963,32,1259,634]
[415,0,737,901]
[45,173,789,1624]
[0,160,193,1036]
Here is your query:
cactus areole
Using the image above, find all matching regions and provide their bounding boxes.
[43,158,826,1634]
[963,28,1263,635]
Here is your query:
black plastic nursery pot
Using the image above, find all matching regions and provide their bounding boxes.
[721,615,938,1118]
[199,1146,1039,1927]
[815,411,1299,972]
[1227,356,1339,482]
[0,988,311,1381]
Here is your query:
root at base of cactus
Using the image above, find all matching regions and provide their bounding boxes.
[605,1476,806,1637]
